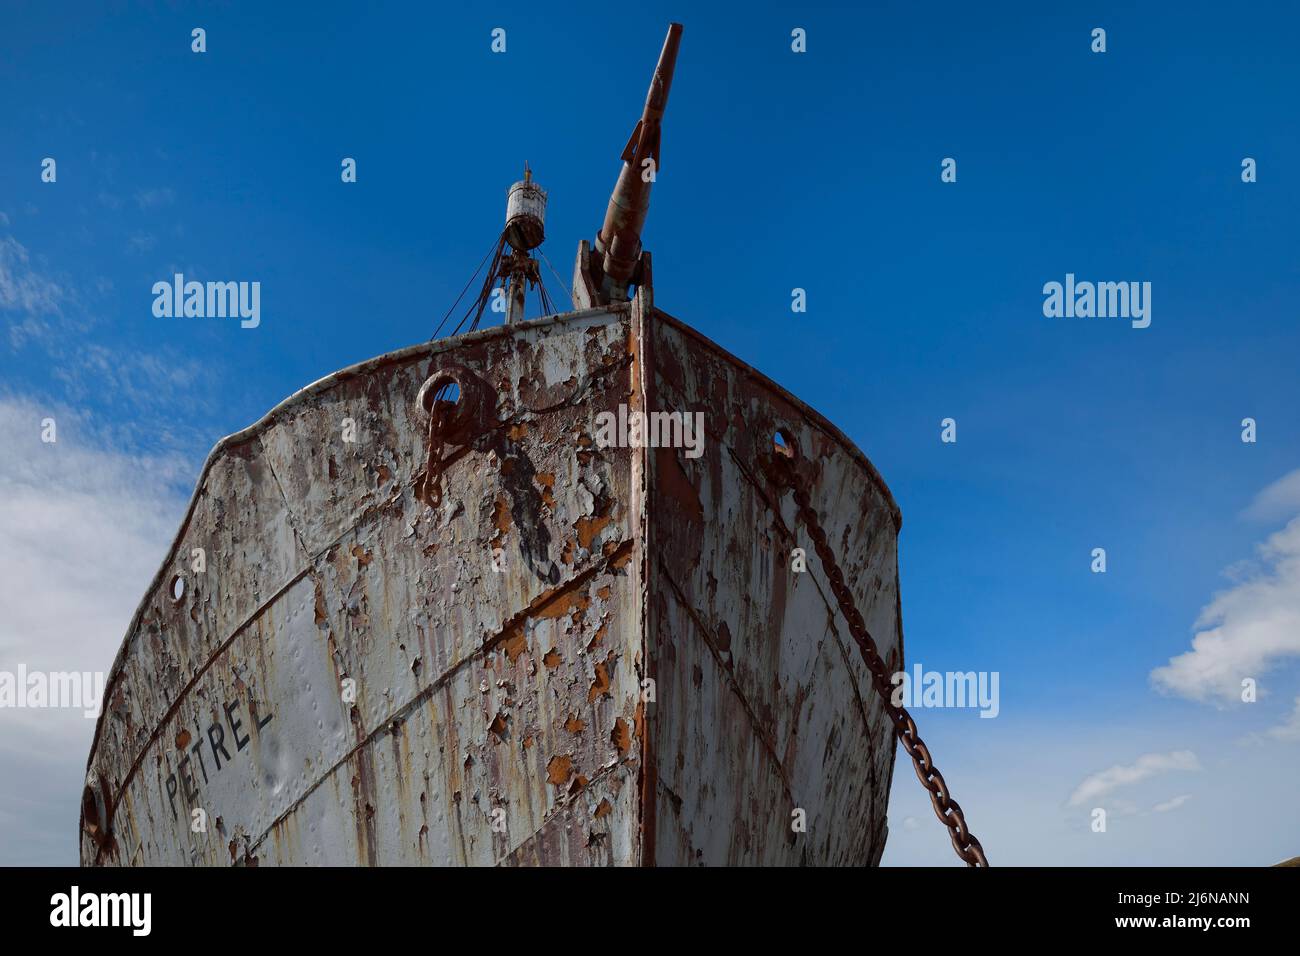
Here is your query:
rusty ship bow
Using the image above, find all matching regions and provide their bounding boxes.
[81,24,904,867]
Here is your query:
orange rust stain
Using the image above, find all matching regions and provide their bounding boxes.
[568,775,589,796]
[575,514,612,550]
[564,714,586,733]
[350,544,373,567]
[175,729,191,750]
[655,446,704,522]
[376,463,391,485]
[594,798,613,819]
[608,544,633,570]
[561,539,575,565]
[313,579,328,627]
[507,422,529,442]
[587,658,612,703]
[611,718,631,756]
[542,648,561,669]
[484,541,631,660]
[492,496,512,536]
[488,711,508,737]
[537,589,589,623]
[546,754,573,785]
[597,585,611,600]
[523,734,534,749]
[633,701,645,740]
[586,622,608,652]
[500,625,528,663]
[535,472,556,508]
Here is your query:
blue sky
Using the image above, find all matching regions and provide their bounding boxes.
[2,1,1299,865]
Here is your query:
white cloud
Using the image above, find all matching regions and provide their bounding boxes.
[1152,794,1191,813]
[1066,750,1201,808]
[1244,468,1300,523]
[1151,515,1300,704]
[0,395,191,862]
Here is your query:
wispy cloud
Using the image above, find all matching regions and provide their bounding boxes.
[1151,512,1300,705]
[132,187,174,210]
[0,395,192,863]
[126,231,157,254]
[1066,750,1201,808]
[45,344,215,451]
[0,236,65,324]
[0,225,219,863]
[1264,697,1300,743]
[1151,794,1191,814]
[3,229,219,450]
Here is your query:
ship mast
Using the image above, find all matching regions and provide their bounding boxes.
[433,24,681,338]
[574,22,683,308]
[501,164,547,325]
[432,163,557,337]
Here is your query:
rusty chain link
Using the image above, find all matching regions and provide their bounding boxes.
[415,367,491,508]
[418,407,450,508]
[768,453,989,867]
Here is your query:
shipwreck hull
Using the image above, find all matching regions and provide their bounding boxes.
[80,295,903,866]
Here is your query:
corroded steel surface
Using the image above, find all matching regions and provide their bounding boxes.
[82,307,645,865]
[643,306,901,865]
[82,301,902,866]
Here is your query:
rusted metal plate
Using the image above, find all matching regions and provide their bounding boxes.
[83,300,901,866]
[83,307,646,865]
[642,302,901,866]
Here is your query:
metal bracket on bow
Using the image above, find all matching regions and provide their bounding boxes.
[414,365,494,508]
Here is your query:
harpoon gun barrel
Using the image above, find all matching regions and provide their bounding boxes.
[595,22,682,298]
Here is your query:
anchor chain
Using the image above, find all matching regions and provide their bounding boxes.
[766,451,989,868]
